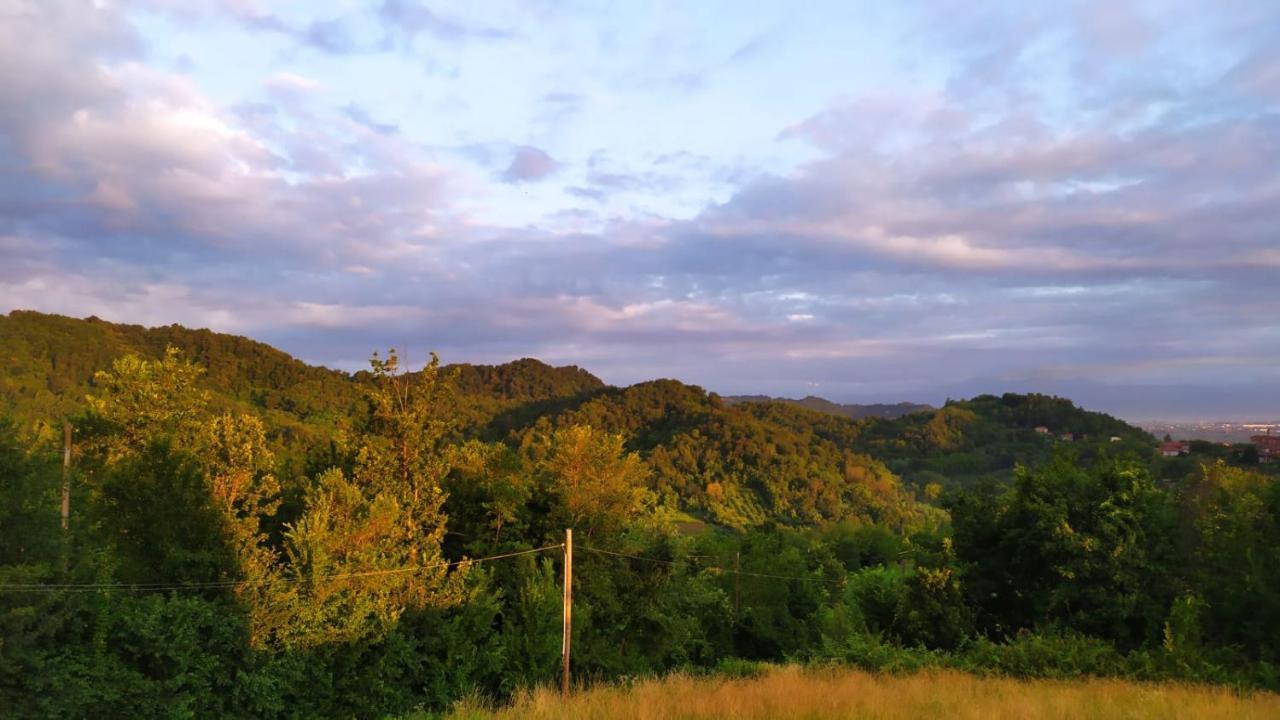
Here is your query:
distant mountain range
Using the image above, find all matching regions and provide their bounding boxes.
[722,395,933,420]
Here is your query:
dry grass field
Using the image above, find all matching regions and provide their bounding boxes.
[440,665,1280,720]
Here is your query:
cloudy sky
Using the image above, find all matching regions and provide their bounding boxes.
[2,1,1278,420]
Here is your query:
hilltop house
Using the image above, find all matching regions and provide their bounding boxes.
[1160,441,1190,457]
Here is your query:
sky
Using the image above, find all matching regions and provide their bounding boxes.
[1,0,1278,421]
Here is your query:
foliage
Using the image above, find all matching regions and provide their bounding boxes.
[948,454,1174,647]
[265,350,467,649]
[1,311,1277,718]
[854,393,1155,491]
[532,424,651,539]
[85,347,210,462]
[1177,462,1280,662]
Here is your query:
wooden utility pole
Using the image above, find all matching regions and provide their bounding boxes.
[561,528,573,699]
[60,422,72,531]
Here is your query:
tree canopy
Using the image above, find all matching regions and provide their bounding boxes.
[1,311,1276,717]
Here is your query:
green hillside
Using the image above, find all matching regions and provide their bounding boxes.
[1,310,610,430]
[2,311,928,529]
[850,393,1155,489]
[485,380,922,529]
[0,311,360,440]
[0,310,1157,525]
[2,310,1277,718]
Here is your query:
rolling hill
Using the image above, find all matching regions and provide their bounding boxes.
[0,310,1157,526]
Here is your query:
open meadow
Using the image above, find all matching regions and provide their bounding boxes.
[439,666,1280,720]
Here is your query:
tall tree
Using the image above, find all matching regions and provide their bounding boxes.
[196,412,288,646]
[949,454,1174,647]
[270,350,465,648]
[85,346,209,462]
[536,423,650,539]
[1180,462,1280,660]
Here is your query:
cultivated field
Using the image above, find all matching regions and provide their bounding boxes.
[439,665,1280,720]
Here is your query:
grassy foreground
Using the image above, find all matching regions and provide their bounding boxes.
[438,665,1280,720]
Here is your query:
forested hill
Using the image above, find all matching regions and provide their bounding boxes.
[724,395,933,420]
[12,311,1273,719]
[0,310,602,437]
[1,310,1155,525]
[846,394,1155,488]
[0,311,923,528]
[1,310,361,428]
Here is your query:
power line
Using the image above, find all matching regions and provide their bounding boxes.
[579,545,851,586]
[4,540,872,593]
[0,544,564,594]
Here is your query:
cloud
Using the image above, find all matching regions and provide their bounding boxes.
[1227,48,1280,100]
[140,1,500,56]
[560,151,699,203]
[264,72,323,96]
[342,104,398,135]
[501,146,560,183]
[566,186,607,202]
[378,0,511,44]
[3,0,1280,417]
[0,1,463,271]
[0,263,246,333]
[542,91,584,108]
[284,301,431,329]
[731,85,1280,281]
[301,17,357,53]
[134,2,374,54]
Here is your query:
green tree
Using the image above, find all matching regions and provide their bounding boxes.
[363,350,455,555]
[446,440,532,546]
[270,350,466,648]
[949,454,1174,647]
[893,538,973,649]
[85,347,209,462]
[535,424,651,539]
[923,406,976,450]
[1180,462,1280,660]
[0,419,60,568]
[196,412,287,646]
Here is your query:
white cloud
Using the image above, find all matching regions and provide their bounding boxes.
[264,71,323,95]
